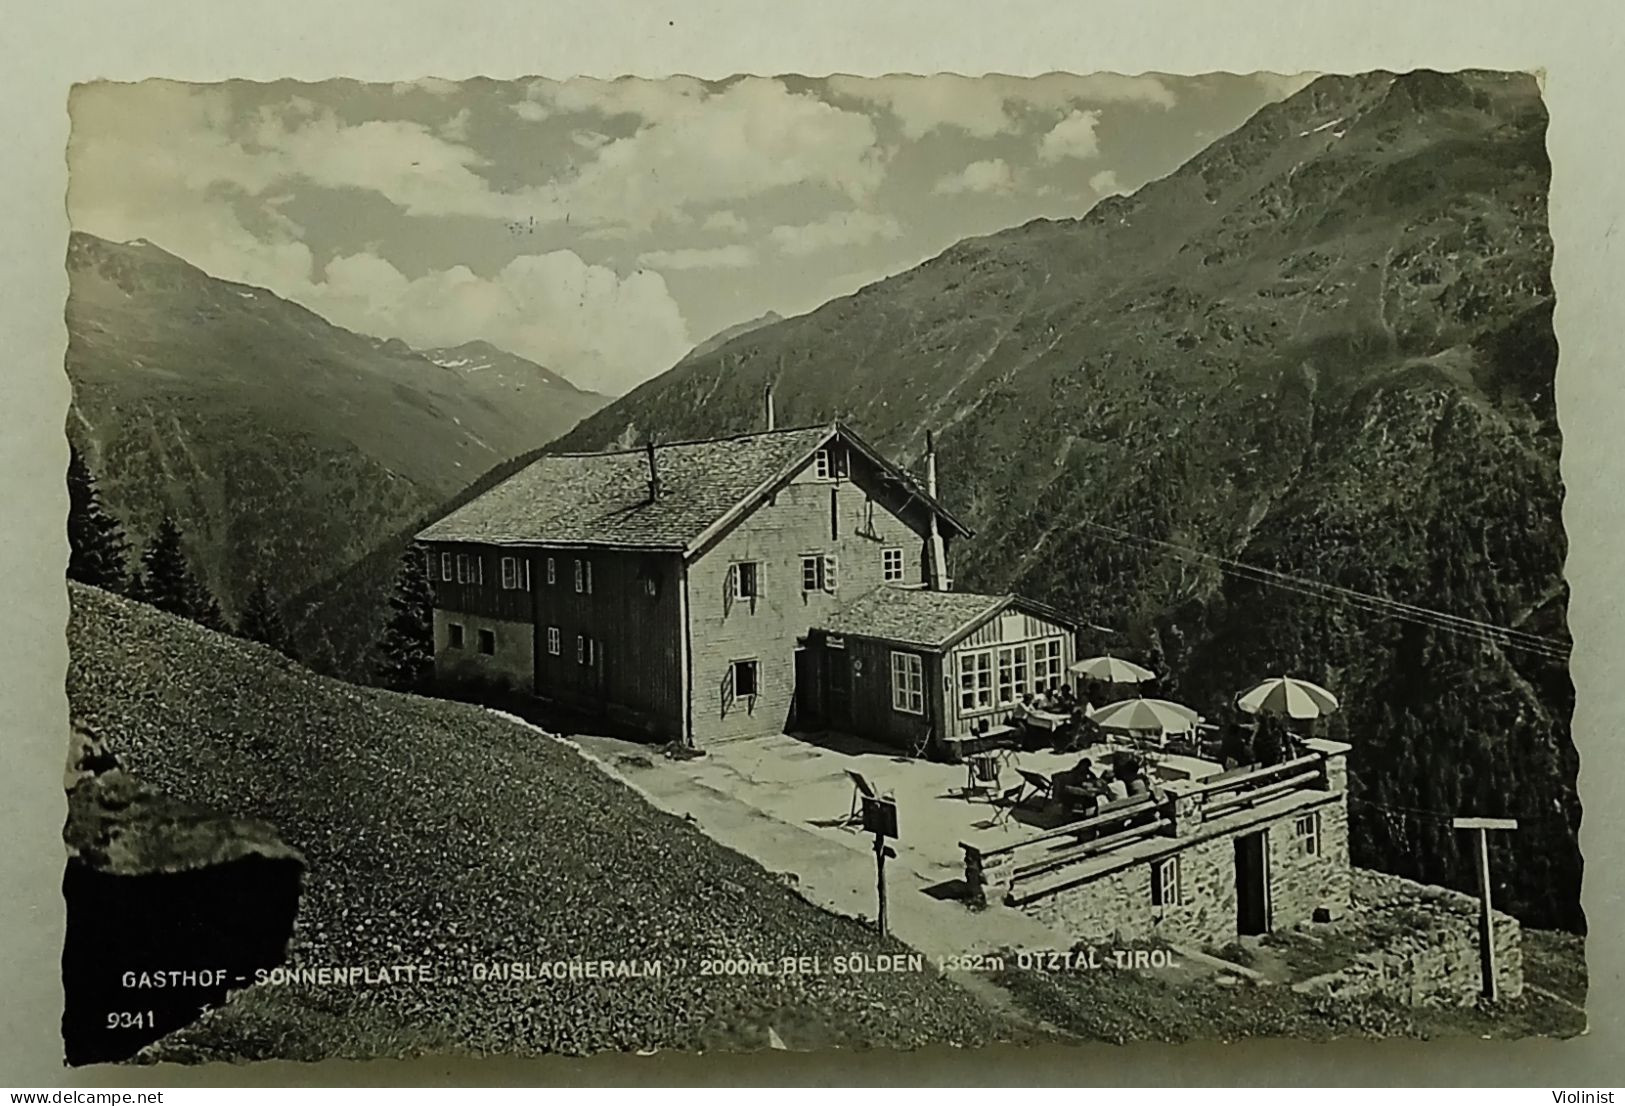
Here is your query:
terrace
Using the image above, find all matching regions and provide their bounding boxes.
[960,738,1351,907]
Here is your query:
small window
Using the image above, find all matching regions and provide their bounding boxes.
[731,561,760,600]
[882,547,905,582]
[500,556,519,590]
[547,626,561,655]
[574,558,593,594]
[813,447,849,480]
[731,659,760,698]
[577,634,597,666]
[440,552,453,581]
[455,554,467,584]
[1294,813,1321,857]
[958,649,994,712]
[448,623,465,649]
[477,628,496,655]
[523,559,532,591]
[890,651,924,715]
[546,557,556,585]
[1151,857,1180,907]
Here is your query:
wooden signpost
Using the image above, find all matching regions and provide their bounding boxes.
[862,795,899,937]
[1452,816,1518,1002]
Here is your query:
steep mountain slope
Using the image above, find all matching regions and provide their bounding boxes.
[680,310,784,364]
[551,71,1577,927]
[65,233,606,620]
[66,584,1022,1059]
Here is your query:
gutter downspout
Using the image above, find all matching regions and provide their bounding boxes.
[925,430,949,592]
[679,557,695,748]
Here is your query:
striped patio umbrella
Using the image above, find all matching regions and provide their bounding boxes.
[1069,655,1156,684]
[1087,697,1200,736]
[1235,676,1340,720]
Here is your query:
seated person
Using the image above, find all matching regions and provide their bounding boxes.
[1100,771,1130,803]
[1126,774,1152,798]
[1056,683,1078,710]
[1030,687,1053,712]
[1054,767,1101,816]
[1010,693,1034,723]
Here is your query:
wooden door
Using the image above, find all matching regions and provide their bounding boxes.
[1234,830,1271,936]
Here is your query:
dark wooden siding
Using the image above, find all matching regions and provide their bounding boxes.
[531,548,686,738]
[423,541,536,622]
[806,630,938,754]
[424,541,686,739]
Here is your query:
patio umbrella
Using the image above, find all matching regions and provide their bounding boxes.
[1069,655,1155,684]
[1087,697,1200,736]
[1235,676,1339,720]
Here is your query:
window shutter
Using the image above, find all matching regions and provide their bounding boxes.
[823,553,839,592]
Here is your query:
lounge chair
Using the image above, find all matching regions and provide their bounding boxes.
[845,769,876,826]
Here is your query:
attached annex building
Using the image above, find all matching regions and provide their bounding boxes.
[417,421,995,749]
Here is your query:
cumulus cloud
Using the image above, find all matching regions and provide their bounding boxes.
[768,211,902,256]
[67,81,691,394]
[701,210,748,234]
[827,73,1174,138]
[932,158,1017,195]
[1039,109,1103,162]
[313,249,692,395]
[1089,169,1126,196]
[636,245,756,270]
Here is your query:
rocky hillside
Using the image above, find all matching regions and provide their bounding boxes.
[67,584,1023,1060]
[550,71,1578,928]
[65,233,606,621]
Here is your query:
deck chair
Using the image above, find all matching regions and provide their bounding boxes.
[845,769,876,826]
[1016,768,1054,805]
[990,780,1031,826]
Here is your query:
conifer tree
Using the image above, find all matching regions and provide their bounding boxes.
[67,445,130,591]
[134,515,226,630]
[238,576,293,656]
[377,545,435,691]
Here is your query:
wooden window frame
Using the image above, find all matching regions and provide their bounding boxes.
[547,626,561,655]
[1151,856,1181,907]
[995,643,1031,706]
[890,651,925,715]
[730,658,760,700]
[500,556,519,590]
[546,557,556,585]
[731,561,760,601]
[576,634,597,666]
[1295,812,1321,857]
[957,649,994,714]
[1031,637,1064,692]
[881,547,905,582]
[440,552,453,582]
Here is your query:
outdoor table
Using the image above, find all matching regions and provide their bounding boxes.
[943,724,1019,763]
[1023,708,1071,732]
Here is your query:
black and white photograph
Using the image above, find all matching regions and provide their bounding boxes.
[52,66,1583,1066]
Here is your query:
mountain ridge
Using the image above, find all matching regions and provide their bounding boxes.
[65,231,609,620]
[543,68,1578,928]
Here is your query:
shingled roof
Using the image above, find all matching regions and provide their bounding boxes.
[417,423,968,553]
[819,586,1018,650]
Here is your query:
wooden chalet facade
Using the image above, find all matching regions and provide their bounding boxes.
[415,421,975,746]
[800,589,1079,755]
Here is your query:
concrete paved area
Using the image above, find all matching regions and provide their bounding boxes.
[564,728,1089,960]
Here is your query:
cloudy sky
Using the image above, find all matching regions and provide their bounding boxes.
[68,72,1312,395]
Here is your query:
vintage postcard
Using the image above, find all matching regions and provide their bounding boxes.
[56,69,1583,1065]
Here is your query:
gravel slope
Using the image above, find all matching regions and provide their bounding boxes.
[66,585,1021,1060]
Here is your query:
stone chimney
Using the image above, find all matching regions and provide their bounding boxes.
[763,382,776,432]
[925,430,949,591]
[645,440,661,502]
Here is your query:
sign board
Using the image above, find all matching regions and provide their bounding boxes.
[861,795,899,839]
[1453,817,1519,831]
